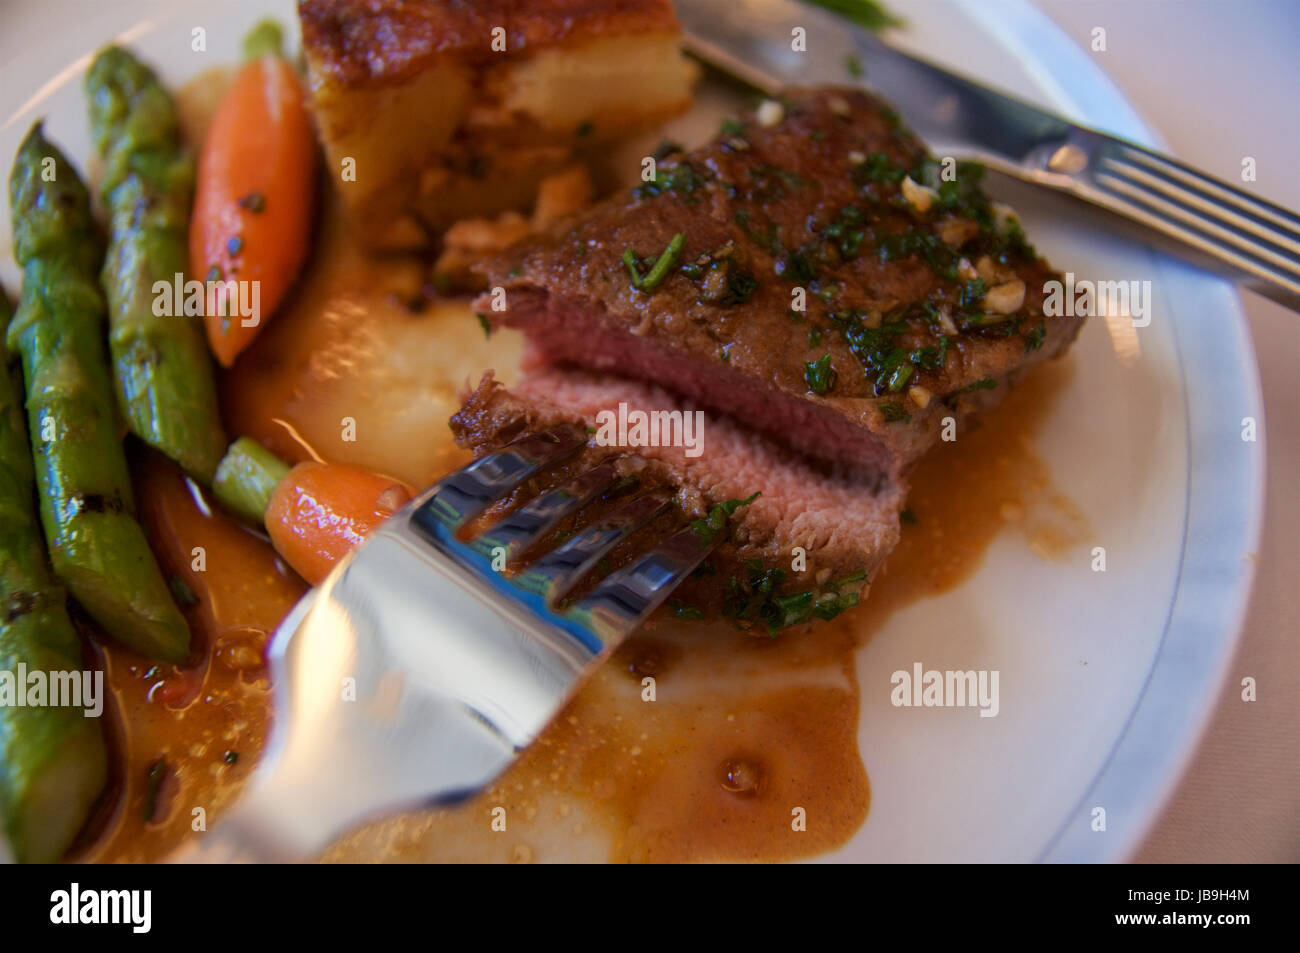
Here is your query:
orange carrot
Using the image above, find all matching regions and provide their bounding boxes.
[190,32,315,367]
[265,462,413,585]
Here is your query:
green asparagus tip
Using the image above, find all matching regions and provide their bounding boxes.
[9,123,98,270]
[243,19,285,61]
[213,437,291,526]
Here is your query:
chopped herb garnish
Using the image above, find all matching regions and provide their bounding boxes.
[884,361,914,392]
[223,750,240,765]
[846,54,864,77]
[636,162,707,200]
[828,568,869,589]
[963,377,997,392]
[1025,324,1046,351]
[900,508,918,525]
[852,151,907,187]
[720,117,747,137]
[603,475,642,499]
[965,312,1015,328]
[622,249,645,287]
[690,492,761,546]
[804,353,836,394]
[775,246,817,283]
[734,210,782,254]
[475,312,491,337]
[506,266,523,278]
[671,599,706,621]
[881,401,911,422]
[722,560,867,635]
[653,139,684,160]
[625,233,686,292]
[958,277,989,311]
[911,335,949,371]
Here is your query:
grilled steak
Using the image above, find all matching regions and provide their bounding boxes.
[478,87,1082,481]
[451,370,899,630]
[455,86,1084,630]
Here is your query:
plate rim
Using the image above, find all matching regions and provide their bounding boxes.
[957,0,1267,863]
[0,0,1268,865]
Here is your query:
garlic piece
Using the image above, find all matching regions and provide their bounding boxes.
[756,99,784,127]
[982,279,1026,314]
[901,175,937,214]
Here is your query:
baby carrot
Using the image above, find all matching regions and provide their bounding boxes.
[189,20,315,366]
[265,461,413,586]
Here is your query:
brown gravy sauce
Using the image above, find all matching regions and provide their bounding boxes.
[79,70,1085,863]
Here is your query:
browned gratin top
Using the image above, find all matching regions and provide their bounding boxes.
[300,0,682,86]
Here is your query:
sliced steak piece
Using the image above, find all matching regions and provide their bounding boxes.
[478,86,1082,481]
[450,370,904,631]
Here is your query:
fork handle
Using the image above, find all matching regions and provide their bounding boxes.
[1009,128,1300,311]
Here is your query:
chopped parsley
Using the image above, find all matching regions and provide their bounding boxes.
[690,492,761,546]
[670,599,705,621]
[852,151,907,187]
[963,377,997,392]
[719,117,748,138]
[804,354,836,394]
[636,162,707,200]
[880,401,911,422]
[623,233,686,292]
[475,312,492,337]
[723,559,869,635]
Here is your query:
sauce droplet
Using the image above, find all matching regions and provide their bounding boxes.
[719,757,764,797]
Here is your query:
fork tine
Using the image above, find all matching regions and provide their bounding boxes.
[513,489,673,603]
[470,463,618,562]
[565,524,716,639]
[419,425,587,530]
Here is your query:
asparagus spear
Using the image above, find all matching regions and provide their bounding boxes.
[86,45,228,482]
[7,123,190,661]
[0,284,108,863]
[212,436,290,526]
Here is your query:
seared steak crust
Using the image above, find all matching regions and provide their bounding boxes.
[482,87,1082,478]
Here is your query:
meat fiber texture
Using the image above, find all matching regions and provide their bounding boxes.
[457,86,1084,626]
[451,371,897,625]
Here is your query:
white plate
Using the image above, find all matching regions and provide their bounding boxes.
[0,0,1264,863]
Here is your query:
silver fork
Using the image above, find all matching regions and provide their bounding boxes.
[172,426,710,862]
